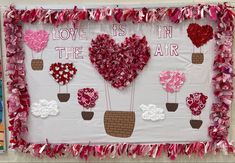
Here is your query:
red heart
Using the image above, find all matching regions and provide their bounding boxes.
[89,34,150,89]
[187,23,213,48]
[49,63,77,85]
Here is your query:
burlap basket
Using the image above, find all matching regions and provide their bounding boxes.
[166,103,178,112]
[81,111,94,120]
[192,53,204,64]
[31,59,43,70]
[57,93,70,102]
[190,119,203,129]
[104,111,135,138]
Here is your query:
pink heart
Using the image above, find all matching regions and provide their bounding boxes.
[24,30,49,52]
[89,34,150,89]
[160,71,186,93]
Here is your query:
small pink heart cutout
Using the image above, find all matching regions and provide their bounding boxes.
[24,30,49,53]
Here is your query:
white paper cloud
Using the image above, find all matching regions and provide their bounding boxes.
[31,99,59,118]
[140,104,165,121]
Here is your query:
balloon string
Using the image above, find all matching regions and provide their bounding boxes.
[105,80,136,111]
[31,50,34,59]
[175,92,177,103]
[106,82,112,110]
[104,81,108,110]
[167,92,168,102]
[58,85,68,93]
[104,80,111,110]
[104,80,109,110]
[130,81,136,111]
[40,50,43,59]
[130,85,133,111]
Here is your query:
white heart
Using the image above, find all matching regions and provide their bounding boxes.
[55,67,59,70]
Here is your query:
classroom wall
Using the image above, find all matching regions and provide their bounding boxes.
[0,0,235,162]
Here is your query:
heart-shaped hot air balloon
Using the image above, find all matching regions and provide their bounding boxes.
[49,63,77,102]
[89,34,150,89]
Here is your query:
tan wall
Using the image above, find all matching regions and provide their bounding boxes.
[0,0,235,162]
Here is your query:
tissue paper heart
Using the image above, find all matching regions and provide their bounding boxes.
[89,34,150,89]
[187,23,213,48]
[49,63,77,85]
[24,30,49,52]
[160,71,186,93]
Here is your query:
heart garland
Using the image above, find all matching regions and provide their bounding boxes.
[49,63,77,85]
[89,34,150,89]
[24,30,49,52]
[187,23,213,48]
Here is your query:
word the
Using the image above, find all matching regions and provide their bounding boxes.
[55,47,83,59]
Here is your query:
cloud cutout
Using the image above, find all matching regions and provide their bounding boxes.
[140,104,165,121]
[31,99,59,118]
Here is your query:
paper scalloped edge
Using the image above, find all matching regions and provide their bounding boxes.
[3,3,235,160]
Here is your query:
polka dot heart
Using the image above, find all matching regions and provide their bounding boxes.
[49,63,77,85]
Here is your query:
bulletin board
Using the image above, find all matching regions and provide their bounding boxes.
[2,2,235,161]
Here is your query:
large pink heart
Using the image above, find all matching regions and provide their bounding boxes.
[24,30,49,53]
[89,34,150,89]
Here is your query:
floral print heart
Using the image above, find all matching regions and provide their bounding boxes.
[89,34,151,89]
[77,88,99,109]
[24,30,49,52]
[49,63,77,85]
[187,23,213,48]
[186,92,208,116]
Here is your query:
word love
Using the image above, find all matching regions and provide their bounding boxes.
[52,27,88,40]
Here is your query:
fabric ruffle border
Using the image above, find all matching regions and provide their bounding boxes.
[3,3,235,160]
